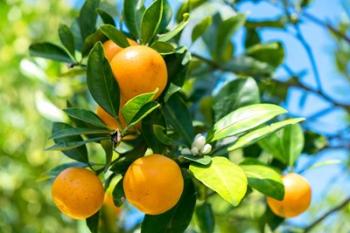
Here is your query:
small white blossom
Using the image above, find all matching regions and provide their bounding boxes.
[180,148,191,155]
[191,146,200,156]
[201,144,212,155]
[192,134,206,149]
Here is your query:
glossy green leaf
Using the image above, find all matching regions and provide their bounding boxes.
[77,0,100,40]
[97,8,115,26]
[153,124,178,146]
[64,108,107,128]
[259,124,304,166]
[192,16,212,43]
[121,90,157,124]
[81,30,105,57]
[87,42,120,119]
[46,136,109,151]
[58,24,75,56]
[196,203,215,233]
[246,42,284,68]
[228,118,305,151]
[157,13,190,42]
[213,78,260,121]
[151,41,176,55]
[159,0,173,32]
[180,155,212,166]
[190,157,247,206]
[141,0,164,44]
[306,159,342,171]
[127,101,160,128]
[209,104,287,142]
[101,139,113,169]
[162,94,194,146]
[141,171,196,233]
[51,127,110,139]
[112,179,125,207]
[123,0,145,38]
[141,110,166,153]
[215,14,246,61]
[51,122,88,163]
[240,163,284,200]
[100,24,129,48]
[164,83,181,102]
[29,42,73,63]
[86,211,99,233]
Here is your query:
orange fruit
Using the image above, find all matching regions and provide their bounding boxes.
[103,193,121,216]
[110,45,168,101]
[123,154,183,215]
[103,39,138,62]
[267,173,312,218]
[51,167,104,220]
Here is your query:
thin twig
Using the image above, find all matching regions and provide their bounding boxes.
[303,196,350,233]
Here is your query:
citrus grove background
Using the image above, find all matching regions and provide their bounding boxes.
[0,0,350,233]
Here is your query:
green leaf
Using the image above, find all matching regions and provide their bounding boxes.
[196,203,215,233]
[192,16,212,43]
[157,13,190,42]
[87,42,120,119]
[101,139,113,169]
[228,118,305,151]
[140,0,164,44]
[259,124,304,166]
[141,171,196,233]
[127,101,160,128]
[29,42,73,63]
[159,0,173,32]
[48,162,87,179]
[51,127,110,139]
[190,157,247,206]
[209,104,287,142]
[46,136,109,151]
[153,125,178,146]
[215,14,246,61]
[162,94,194,146]
[240,163,284,200]
[100,24,129,48]
[306,159,342,171]
[81,30,105,57]
[123,0,145,38]
[246,42,284,68]
[141,110,166,153]
[64,108,107,128]
[58,24,75,56]
[86,211,100,233]
[151,41,176,55]
[121,90,157,124]
[52,122,88,163]
[213,78,260,121]
[180,155,212,166]
[97,8,115,26]
[112,179,125,207]
[78,0,100,40]
[163,83,181,102]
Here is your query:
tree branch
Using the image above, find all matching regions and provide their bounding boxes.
[303,196,350,233]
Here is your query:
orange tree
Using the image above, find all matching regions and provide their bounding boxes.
[28,0,348,232]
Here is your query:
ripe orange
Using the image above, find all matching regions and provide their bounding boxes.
[96,106,119,130]
[267,173,312,218]
[110,45,168,101]
[51,167,104,220]
[103,39,137,62]
[123,154,184,215]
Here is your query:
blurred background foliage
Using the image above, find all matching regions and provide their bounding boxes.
[1,0,350,233]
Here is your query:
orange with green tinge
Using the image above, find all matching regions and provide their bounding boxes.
[267,173,312,218]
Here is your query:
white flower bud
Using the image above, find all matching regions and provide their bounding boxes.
[201,144,212,155]
[191,147,200,156]
[192,134,206,150]
[180,148,191,155]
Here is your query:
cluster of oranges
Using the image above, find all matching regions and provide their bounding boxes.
[51,40,184,219]
[51,39,312,220]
